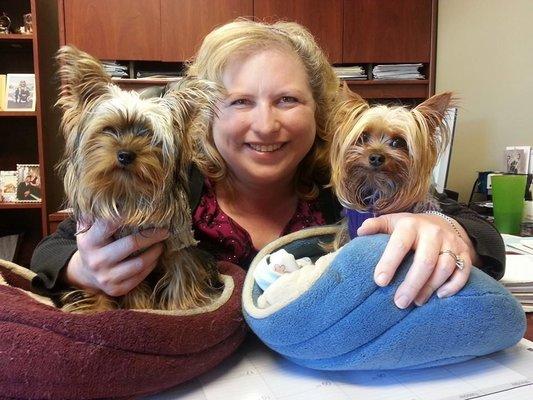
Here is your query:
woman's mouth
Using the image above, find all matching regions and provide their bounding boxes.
[247,143,284,152]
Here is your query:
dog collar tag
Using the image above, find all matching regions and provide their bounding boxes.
[345,208,376,239]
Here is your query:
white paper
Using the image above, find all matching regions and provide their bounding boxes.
[145,338,533,400]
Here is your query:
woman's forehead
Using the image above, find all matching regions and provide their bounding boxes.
[221,48,311,91]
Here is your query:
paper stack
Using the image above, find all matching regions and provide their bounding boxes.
[373,63,425,80]
[333,65,367,80]
[500,235,533,312]
[101,61,129,78]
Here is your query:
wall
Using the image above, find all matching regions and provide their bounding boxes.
[436,0,533,201]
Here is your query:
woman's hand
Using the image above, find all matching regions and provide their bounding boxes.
[64,219,169,296]
[357,213,480,309]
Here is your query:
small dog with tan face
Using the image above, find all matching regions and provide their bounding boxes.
[56,46,222,312]
[328,88,455,246]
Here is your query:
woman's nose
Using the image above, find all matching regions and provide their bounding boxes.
[251,103,281,135]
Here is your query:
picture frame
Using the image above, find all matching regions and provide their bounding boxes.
[15,164,41,202]
[0,170,18,202]
[4,73,36,111]
[505,146,531,174]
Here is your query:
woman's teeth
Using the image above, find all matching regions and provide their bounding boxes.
[248,143,283,152]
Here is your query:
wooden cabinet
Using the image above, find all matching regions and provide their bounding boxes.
[161,0,253,61]
[57,0,437,99]
[254,0,343,63]
[343,0,433,63]
[60,0,162,60]
[0,0,49,266]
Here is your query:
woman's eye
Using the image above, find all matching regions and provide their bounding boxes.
[230,98,251,106]
[390,137,407,148]
[279,96,298,104]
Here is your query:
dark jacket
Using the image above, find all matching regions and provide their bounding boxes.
[30,166,505,293]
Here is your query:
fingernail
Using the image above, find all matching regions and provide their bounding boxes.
[437,289,450,298]
[375,272,389,286]
[414,290,431,306]
[395,295,411,309]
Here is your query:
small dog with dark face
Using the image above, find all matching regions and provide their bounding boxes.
[56,46,222,312]
[328,88,455,247]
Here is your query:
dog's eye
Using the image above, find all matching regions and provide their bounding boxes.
[136,128,151,136]
[102,126,118,135]
[390,137,407,148]
[358,132,370,144]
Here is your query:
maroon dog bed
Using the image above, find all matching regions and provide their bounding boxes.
[0,259,247,400]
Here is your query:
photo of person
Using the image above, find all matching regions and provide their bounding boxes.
[5,74,36,111]
[16,164,41,202]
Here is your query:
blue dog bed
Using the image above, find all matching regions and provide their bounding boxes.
[242,226,526,370]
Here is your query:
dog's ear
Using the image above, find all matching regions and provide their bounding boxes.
[162,77,223,170]
[327,84,369,139]
[56,45,112,111]
[413,92,457,157]
[339,81,366,104]
[413,92,455,132]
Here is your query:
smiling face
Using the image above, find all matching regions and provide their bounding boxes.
[212,49,317,189]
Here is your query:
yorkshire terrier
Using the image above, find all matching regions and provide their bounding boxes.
[56,46,222,312]
[328,88,455,247]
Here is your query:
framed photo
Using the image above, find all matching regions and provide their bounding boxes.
[16,164,41,202]
[505,146,531,174]
[4,73,36,111]
[0,171,18,202]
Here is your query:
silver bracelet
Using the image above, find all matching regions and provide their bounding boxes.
[424,211,464,240]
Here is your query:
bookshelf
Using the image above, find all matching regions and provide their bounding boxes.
[0,0,48,265]
[0,0,48,266]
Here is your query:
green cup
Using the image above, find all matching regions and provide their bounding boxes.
[491,174,527,234]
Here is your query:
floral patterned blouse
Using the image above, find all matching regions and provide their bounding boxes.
[193,179,328,269]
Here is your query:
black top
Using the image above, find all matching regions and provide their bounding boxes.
[30,166,505,293]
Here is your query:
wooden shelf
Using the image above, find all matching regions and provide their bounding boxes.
[344,79,429,85]
[0,34,34,41]
[0,0,49,267]
[112,77,181,84]
[0,202,42,209]
[0,111,37,117]
[346,79,429,99]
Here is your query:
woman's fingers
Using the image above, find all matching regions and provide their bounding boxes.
[436,252,472,298]
[413,246,461,305]
[98,242,164,296]
[358,213,474,309]
[393,228,443,309]
[95,228,169,267]
[78,219,120,249]
[365,214,416,287]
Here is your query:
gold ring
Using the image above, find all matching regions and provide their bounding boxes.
[439,249,465,270]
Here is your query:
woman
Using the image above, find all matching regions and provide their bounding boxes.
[30,19,504,310]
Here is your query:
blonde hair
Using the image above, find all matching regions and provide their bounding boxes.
[186,18,339,199]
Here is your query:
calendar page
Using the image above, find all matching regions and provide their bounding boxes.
[146,338,533,400]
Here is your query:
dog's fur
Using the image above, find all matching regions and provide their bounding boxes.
[56,46,223,312]
[328,88,455,247]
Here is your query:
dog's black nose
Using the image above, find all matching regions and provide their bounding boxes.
[369,153,385,167]
[117,150,136,166]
